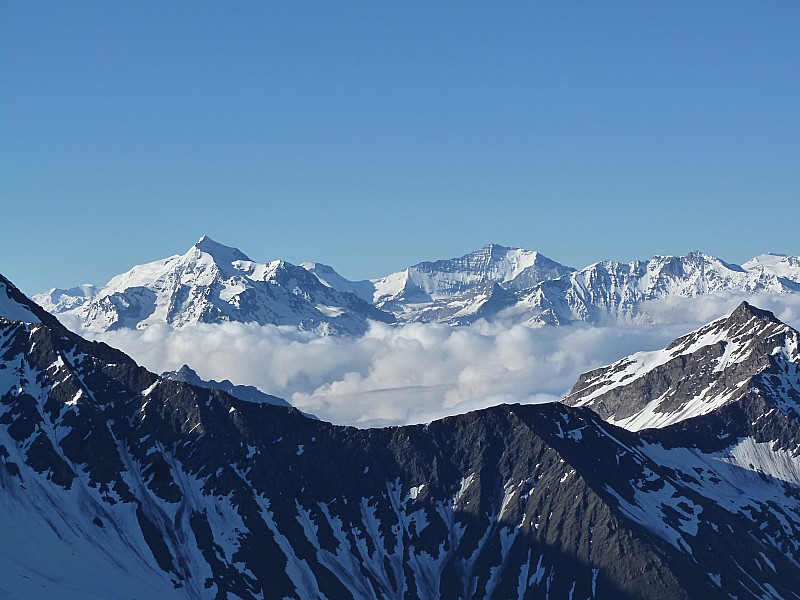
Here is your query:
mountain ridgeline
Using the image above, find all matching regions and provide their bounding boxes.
[565,301,800,430]
[161,364,293,410]
[5,271,800,598]
[35,236,395,335]
[35,237,800,333]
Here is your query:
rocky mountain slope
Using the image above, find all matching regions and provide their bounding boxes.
[564,301,800,431]
[34,236,394,335]
[5,273,800,598]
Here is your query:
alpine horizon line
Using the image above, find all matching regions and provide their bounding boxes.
[33,236,800,334]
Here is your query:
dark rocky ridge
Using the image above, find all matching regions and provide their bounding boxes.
[3,275,800,598]
[161,364,293,409]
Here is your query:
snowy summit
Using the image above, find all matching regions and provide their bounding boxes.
[35,236,394,335]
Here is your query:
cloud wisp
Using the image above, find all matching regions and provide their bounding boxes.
[78,293,800,428]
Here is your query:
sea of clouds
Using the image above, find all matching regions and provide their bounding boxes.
[77,292,800,428]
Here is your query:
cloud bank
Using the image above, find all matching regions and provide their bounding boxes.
[80,292,800,428]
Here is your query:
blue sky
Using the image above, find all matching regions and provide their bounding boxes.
[2,1,798,294]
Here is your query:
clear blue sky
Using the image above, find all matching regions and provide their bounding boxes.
[2,1,798,294]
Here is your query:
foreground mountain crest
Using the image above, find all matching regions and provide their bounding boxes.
[5,270,800,598]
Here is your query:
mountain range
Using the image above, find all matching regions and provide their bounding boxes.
[35,236,394,335]
[35,238,800,334]
[4,268,800,598]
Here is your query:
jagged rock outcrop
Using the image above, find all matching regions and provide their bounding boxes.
[565,301,800,430]
[161,364,293,409]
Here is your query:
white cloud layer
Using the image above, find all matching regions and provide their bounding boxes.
[640,291,800,328]
[77,293,800,428]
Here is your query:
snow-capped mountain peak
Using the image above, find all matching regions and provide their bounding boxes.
[564,301,800,430]
[193,234,251,264]
[513,250,800,327]
[99,237,251,297]
[299,244,575,317]
[743,252,800,283]
[39,238,394,334]
[405,243,575,294]
[355,243,576,318]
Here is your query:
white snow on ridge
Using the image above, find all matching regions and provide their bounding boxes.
[301,261,376,302]
[568,309,754,406]
[304,244,574,310]
[603,479,702,552]
[33,284,97,315]
[40,236,390,335]
[0,281,40,324]
[722,437,800,484]
[608,384,745,431]
[453,473,475,508]
[568,349,677,406]
[744,253,800,284]
[31,240,800,332]
[630,438,800,565]
[373,245,573,304]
